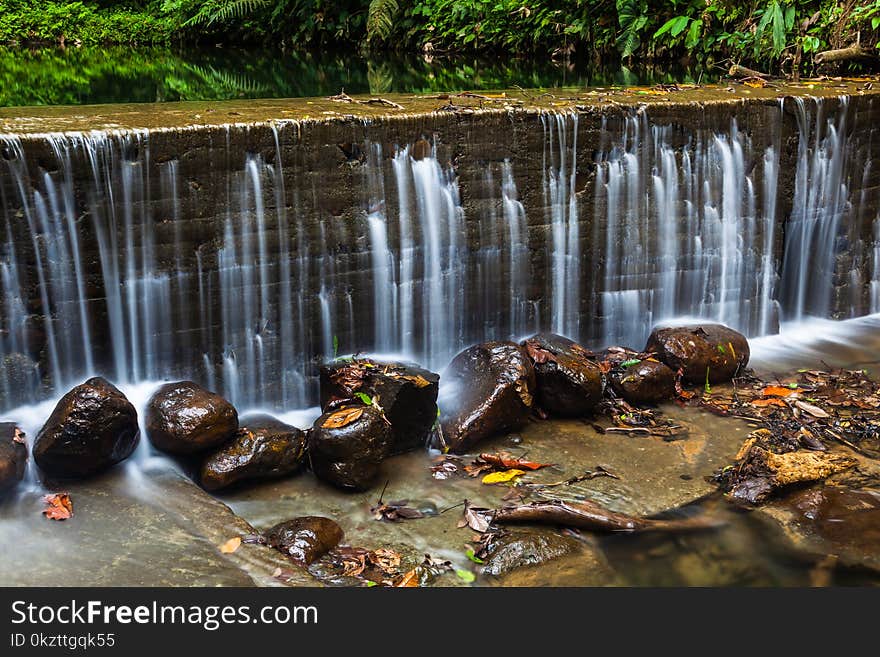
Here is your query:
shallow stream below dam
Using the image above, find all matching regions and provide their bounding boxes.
[2,315,879,587]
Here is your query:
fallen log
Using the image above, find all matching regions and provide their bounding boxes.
[816,44,876,65]
[486,499,723,533]
[728,63,770,79]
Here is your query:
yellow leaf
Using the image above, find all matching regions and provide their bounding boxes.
[482,469,526,485]
[219,537,242,554]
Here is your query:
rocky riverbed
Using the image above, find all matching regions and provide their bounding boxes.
[1,316,879,587]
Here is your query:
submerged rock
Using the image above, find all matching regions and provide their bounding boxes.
[645,324,749,384]
[480,529,581,576]
[33,377,139,478]
[0,423,27,494]
[265,516,344,565]
[308,405,392,491]
[200,414,307,491]
[146,381,238,455]
[439,341,536,454]
[756,486,880,574]
[521,333,603,417]
[608,358,676,405]
[320,358,439,454]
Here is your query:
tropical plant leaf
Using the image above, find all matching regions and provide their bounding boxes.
[367,0,400,43]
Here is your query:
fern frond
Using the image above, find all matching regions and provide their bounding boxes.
[367,0,400,43]
[184,0,270,27]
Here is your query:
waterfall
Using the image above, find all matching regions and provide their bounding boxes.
[594,114,775,348]
[780,97,851,320]
[0,96,873,413]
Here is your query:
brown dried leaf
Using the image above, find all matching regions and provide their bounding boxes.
[368,548,401,574]
[394,569,420,587]
[462,500,491,533]
[12,427,26,444]
[323,406,364,429]
[42,493,73,521]
[795,400,831,418]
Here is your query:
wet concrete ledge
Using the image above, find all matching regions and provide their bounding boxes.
[0,80,877,137]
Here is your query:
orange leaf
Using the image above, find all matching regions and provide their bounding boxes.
[322,407,364,429]
[219,537,242,554]
[478,453,552,471]
[762,386,796,398]
[394,569,420,587]
[751,397,788,408]
[42,493,73,521]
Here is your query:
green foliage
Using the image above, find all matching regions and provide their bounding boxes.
[367,0,399,43]
[2,1,879,75]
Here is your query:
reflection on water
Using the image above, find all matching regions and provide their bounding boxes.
[0,46,716,107]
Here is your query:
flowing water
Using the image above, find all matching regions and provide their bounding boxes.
[1,84,879,586]
[1,94,876,411]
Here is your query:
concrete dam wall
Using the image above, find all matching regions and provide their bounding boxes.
[1,84,878,410]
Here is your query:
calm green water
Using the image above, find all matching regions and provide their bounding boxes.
[0,46,715,107]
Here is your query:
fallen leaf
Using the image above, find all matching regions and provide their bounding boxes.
[796,400,830,418]
[762,385,797,398]
[478,453,553,471]
[752,397,789,408]
[482,469,526,485]
[12,427,26,444]
[455,569,476,583]
[394,569,420,587]
[367,548,401,574]
[219,537,242,554]
[322,406,364,429]
[462,500,492,533]
[465,549,484,564]
[42,493,73,521]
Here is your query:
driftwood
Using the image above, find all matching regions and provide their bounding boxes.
[728,64,770,79]
[486,499,723,533]
[816,44,876,65]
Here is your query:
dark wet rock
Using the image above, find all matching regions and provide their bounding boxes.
[33,377,139,478]
[759,487,880,574]
[438,341,536,454]
[200,414,307,491]
[718,431,857,505]
[264,516,344,565]
[146,381,238,455]
[645,324,750,384]
[0,423,27,494]
[480,529,581,576]
[320,358,439,454]
[609,359,676,405]
[308,405,392,491]
[521,333,602,417]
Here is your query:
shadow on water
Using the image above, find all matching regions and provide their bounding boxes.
[0,45,717,107]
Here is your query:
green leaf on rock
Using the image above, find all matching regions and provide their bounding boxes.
[455,569,476,583]
[466,549,484,564]
[621,358,641,367]
[354,392,373,405]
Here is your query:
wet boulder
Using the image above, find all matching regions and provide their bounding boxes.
[480,528,581,577]
[439,341,536,454]
[146,381,238,455]
[521,333,603,417]
[0,423,27,494]
[320,358,439,454]
[608,358,676,405]
[645,324,749,384]
[264,516,344,565]
[308,405,392,491]
[33,377,139,478]
[200,414,307,491]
